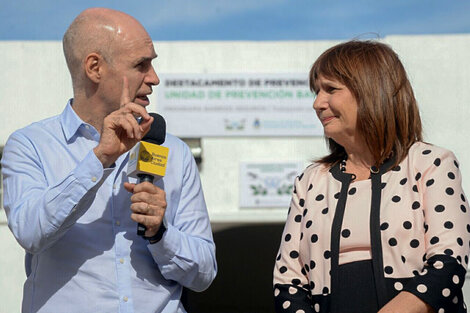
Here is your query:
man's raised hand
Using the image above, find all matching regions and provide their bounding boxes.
[93,77,154,168]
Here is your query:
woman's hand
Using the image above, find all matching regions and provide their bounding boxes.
[378,291,434,313]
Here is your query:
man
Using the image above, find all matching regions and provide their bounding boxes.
[1,8,217,313]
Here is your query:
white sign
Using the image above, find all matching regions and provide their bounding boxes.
[239,162,304,208]
[155,73,323,137]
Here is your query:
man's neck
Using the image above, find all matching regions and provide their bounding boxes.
[71,94,107,134]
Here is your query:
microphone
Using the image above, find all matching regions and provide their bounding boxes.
[127,113,169,236]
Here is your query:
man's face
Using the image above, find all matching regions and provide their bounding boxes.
[100,26,159,113]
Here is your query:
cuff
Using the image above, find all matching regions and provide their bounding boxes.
[402,254,467,312]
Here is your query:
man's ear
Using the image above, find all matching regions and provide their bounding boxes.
[84,53,103,83]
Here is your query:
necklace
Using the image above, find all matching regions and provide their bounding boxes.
[340,158,357,181]
[340,157,379,181]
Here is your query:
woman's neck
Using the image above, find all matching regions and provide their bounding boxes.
[343,140,375,181]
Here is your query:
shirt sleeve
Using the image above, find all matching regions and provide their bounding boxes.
[1,130,110,254]
[146,142,217,292]
[273,173,314,312]
[402,148,470,312]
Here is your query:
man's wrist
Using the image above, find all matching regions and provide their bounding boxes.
[145,223,167,244]
[93,146,115,168]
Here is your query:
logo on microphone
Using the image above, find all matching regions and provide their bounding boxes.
[127,141,169,180]
[139,150,152,163]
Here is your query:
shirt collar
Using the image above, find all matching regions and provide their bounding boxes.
[60,99,88,142]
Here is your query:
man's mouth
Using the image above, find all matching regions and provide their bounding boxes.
[135,95,150,105]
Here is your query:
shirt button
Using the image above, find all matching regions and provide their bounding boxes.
[119,258,124,264]
[115,220,121,226]
[85,125,90,129]
[123,296,128,302]
[113,184,117,189]
[91,177,97,182]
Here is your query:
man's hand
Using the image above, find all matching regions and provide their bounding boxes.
[94,77,153,168]
[123,181,167,238]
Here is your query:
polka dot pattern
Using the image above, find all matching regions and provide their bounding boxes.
[394,282,403,290]
[273,142,469,312]
[417,284,427,293]
[442,288,450,297]
[410,239,420,248]
[290,251,299,259]
[434,261,444,269]
[403,221,412,229]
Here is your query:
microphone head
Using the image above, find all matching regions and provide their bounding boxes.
[142,113,166,145]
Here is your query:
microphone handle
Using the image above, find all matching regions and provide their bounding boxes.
[136,174,155,236]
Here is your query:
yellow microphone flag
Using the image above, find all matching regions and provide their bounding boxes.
[128,141,169,180]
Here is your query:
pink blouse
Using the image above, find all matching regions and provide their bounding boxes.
[339,179,372,265]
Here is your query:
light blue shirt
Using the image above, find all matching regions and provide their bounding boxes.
[1,101,217,313]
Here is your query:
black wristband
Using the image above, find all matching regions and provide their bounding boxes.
[144,223,167,244]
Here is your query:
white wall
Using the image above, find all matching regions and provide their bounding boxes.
[1,35,470,312]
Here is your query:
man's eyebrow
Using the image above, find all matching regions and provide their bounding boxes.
[134,55,157,65]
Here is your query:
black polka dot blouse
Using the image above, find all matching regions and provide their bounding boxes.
[273,142,470,313]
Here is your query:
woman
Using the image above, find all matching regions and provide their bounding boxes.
[273,40,469,313]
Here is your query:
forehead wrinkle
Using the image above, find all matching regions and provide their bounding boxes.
[118,37,157,59]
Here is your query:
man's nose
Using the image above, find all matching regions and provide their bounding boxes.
[146,65,159,86]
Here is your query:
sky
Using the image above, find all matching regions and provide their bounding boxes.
[0,0,469,41]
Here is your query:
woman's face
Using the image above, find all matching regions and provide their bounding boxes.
[313,75,359,146]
